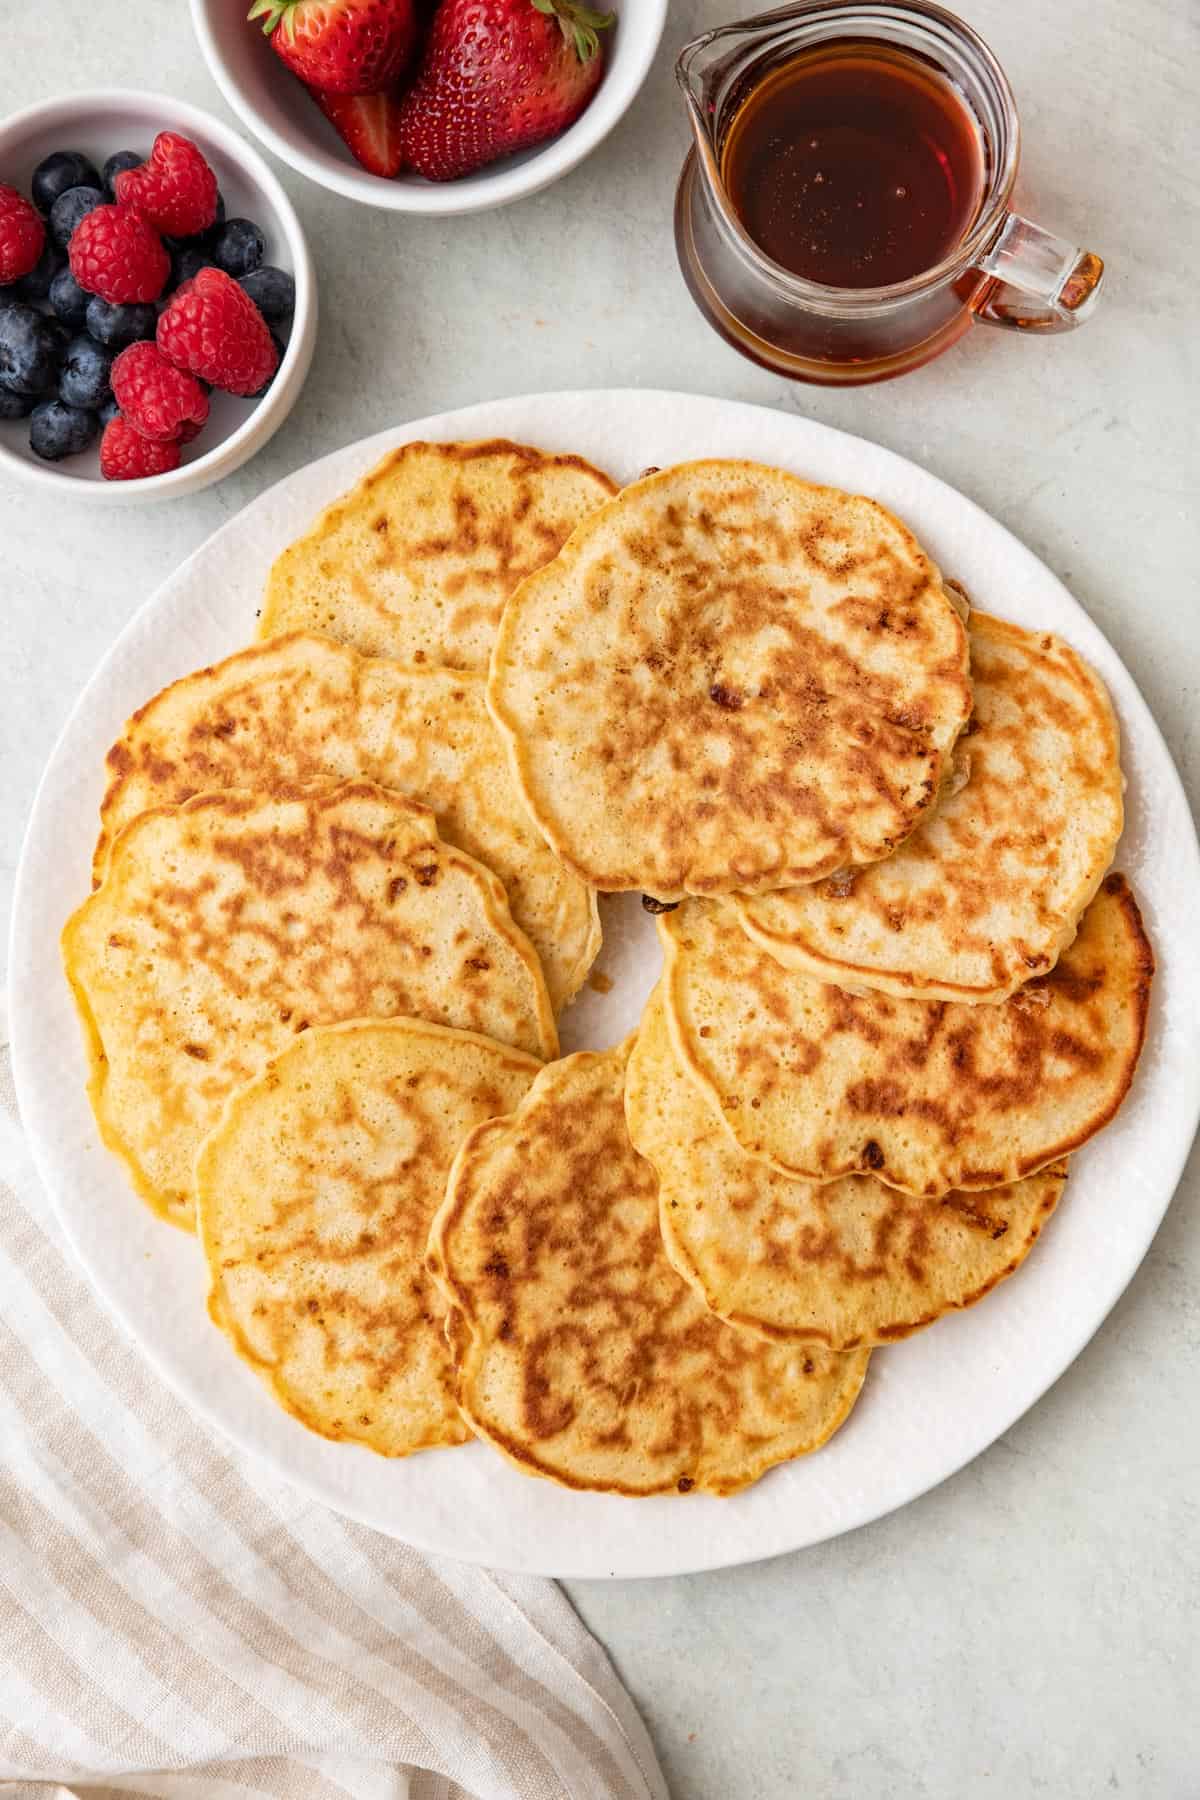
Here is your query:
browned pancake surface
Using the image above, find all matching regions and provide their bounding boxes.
[488,460,972,899]
[259,438,617,673]
[198,1018,540,1457]
[429,1039,868,1496]
[661,874,1153,1197]
[64,782,555,1227]
[94,633,600,1009]
[738,612,1124,999]
[627,987,1067,1348]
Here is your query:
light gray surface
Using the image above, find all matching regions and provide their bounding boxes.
[1,3,1196,1797]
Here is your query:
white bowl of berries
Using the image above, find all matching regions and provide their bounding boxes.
[0,90,316,500]
[191,0,668,212]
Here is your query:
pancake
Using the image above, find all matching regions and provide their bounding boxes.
[258,438,617,673]
[427,1038,869,1496]
[626,987,1067,1348]
[737,612,1123,1001]
[94,632,600,1010]
[659,873,1152,1198]
[487,460,972,900]
[63,782,556,1228]
[197,1018,540,1458]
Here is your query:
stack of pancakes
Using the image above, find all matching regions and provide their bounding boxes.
[64,448,1151,1500]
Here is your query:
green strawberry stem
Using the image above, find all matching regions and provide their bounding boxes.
[529,0,615,62]
[247,0,302,44]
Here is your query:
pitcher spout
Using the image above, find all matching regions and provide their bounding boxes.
[677,17,755,202]
[677,7,814,194]
[675,28,722,159]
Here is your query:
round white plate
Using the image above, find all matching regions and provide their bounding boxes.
[11,390,1200,1579]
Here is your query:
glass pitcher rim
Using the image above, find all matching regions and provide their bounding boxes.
[676,0,1022,311]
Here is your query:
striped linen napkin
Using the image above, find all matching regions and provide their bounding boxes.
[0,1049,668,1800]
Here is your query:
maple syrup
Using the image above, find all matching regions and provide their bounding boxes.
[720,42,986,289]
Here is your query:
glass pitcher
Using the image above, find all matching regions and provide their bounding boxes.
[674,0,1105,385]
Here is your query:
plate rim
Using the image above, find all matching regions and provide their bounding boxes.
[11,387,1200,1578]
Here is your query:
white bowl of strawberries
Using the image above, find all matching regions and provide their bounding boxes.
[0,90,316,500]
[191,0,668,211]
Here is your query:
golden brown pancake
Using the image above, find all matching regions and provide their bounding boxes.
[63,782,556,1228]
[737,613,1124,1001]
[197,1017,540,1458]
[428,1038,869,1496]
[627,987,1067,1348]
[258,438,617,673]
[659,874,1152,1198]
[487,460,972,899]
[94,633,600,1010]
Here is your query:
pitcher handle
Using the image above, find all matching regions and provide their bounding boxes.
[972,213,1105,332]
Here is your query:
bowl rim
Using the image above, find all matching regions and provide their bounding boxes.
[0,87,316,503]
[190,0,670,215]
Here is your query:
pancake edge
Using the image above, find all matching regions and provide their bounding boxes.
[658,877,1154,1198]
[734,612,1125,1001]
[257,436,619,656]
[196,1013,543,1459]
[428,1039,870,1496]
[486,458,973,900]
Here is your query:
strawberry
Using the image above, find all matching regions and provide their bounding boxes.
[248,0,419,96]
[312,88,405,176]
[396,0,613,182]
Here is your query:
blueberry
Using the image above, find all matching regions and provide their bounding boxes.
[169,242,214,291]
[49,264,92,328]
[59,334,112,410]
[13,240,64,304]
[49,185,106,252]
[210,217,264,279]
[102,149,143,198]
[250,330,286,400]
[238,265,294,322]
[97,392,121,429]
[0,301,66,395]
[29,397,98,461]
[0,387,35,420]
[32,151,102,216]
[85,295,158,349]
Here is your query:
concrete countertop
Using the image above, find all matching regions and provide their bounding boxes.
[2,2,1196,1794]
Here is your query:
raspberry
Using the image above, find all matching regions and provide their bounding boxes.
[113,132,219,239]
[157,267,278,397]
[99,414,183,481]
[68,203,169,304]
[0,184,46,284]
[111,341,210,443]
